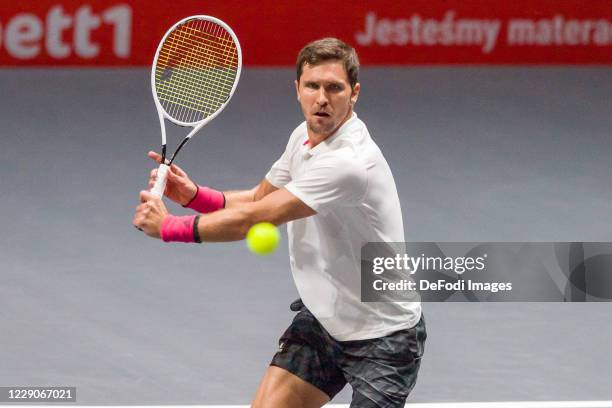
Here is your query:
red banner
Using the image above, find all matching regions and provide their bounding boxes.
[1,0,610,66]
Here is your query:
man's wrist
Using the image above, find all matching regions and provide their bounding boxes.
[193,215,202,243]
[182,182,200,206]
[183,184,225,213]
[160,215,201,243]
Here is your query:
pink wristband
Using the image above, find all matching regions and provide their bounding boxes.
[183,185,225,214]
[160,215,200,243]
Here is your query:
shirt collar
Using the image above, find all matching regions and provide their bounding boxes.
[303,112,358,157]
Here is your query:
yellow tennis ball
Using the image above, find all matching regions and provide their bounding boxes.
[246,222,280,255]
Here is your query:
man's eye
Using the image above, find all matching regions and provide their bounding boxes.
[328,84,342,91]
[306,83,318,89]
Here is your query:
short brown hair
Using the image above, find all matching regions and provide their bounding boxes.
[296,38,360,89]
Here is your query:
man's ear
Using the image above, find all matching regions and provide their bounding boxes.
[295,80,300,102]
[350,83,360,106]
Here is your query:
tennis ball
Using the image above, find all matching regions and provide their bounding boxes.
[246,222,280,255]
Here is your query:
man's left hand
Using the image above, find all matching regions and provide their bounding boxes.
[133,190,169,238]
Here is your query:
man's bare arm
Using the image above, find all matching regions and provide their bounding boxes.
[146,152,277,208]
[224,179,279,208]
[198,187,314,242]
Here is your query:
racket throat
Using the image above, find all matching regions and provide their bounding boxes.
[169,138,191,165]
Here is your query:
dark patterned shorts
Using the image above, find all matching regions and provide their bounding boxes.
[270,299,426,408]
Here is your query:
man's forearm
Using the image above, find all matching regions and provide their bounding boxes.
[196,186,314,243]
[159,185,314,243]
[223,179,278,209]
[223,189,257,208]
[196,206,253,242]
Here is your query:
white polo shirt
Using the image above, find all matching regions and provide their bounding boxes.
[266,113,421,341]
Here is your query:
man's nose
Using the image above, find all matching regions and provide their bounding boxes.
[316,88,329,106]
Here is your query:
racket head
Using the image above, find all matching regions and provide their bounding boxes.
[151,15,242,127]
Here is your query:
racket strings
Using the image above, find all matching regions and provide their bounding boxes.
[155,18,239,124]
[159,26,237,93]
[157,21,234,108]
[157,25,234,121]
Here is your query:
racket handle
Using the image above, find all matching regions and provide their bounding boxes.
[151,163,170,197]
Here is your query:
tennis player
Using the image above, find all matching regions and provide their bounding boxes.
[133,38,426,408]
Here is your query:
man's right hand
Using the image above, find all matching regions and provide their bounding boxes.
[147,151,198,206]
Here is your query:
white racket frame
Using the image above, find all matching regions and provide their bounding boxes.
[150,15,242,197]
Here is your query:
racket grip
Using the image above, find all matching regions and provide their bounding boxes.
[151,163,170,197]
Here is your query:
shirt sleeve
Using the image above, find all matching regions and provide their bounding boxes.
[284,152,367,216]
[265,150,291,188]
[265,126,305,188]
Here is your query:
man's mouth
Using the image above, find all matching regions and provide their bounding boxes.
[314,111,330,117]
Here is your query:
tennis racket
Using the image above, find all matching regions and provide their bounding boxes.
[150,15,242,197]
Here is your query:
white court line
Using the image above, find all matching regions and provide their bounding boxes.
[16,403,612,408]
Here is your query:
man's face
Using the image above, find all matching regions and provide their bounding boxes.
[295,61,360,139]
